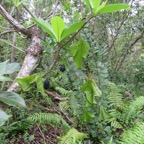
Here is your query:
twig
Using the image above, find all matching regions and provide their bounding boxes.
[0,4,31,36]
[23,5,36,18]
[37,124,46,144]
[0,38,25,53]
[46,90,67,101]
[27,0,60,29]
[0,29,16,36]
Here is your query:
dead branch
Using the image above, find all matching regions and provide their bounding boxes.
[8,28,43,92]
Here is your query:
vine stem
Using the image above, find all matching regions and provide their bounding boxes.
[44,43,61,76]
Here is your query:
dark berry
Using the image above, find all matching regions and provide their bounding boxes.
[60,65,66,72]
[44,79,50,90]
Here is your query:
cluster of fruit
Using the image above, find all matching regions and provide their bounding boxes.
[44,65,66,90]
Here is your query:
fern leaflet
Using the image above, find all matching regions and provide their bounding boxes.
[27,113,70,129]
[58,128,88,144]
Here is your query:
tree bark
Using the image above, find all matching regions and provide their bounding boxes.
[8,28,43,92]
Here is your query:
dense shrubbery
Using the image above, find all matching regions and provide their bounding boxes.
[0,0,144,143]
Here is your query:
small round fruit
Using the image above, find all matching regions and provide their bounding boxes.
[44,79,50,90]
[60,65,66,72]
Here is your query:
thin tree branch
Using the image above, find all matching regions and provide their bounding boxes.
[0,4,31,36]
[115,31,144,71]
[22,5,36,18]
[27,0,60,29]
[0,39,25,53]
[0,29,16,36]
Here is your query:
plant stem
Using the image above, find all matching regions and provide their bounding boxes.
[44,43,61,76]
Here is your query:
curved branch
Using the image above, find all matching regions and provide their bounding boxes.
[0,5,31,36]
[0,29,16,36]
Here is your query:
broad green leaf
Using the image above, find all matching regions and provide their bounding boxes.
[16,75,36,91]
[31,18,57,40]
[98,105,110,121]
[92,0,101,10]
[94,0,107,15]
[5,63,20,74]
[0,60,8,75]
[0,61,20,81]
[61,21,85,41]
[81,111,95,123]
[0,75,12,81]
[0,91,26,108]
[97,4,130,14]
[85,0,101,14]
[70,39,90,68]
[0,109,11,126]
[84,0,92,10]
[81,79,102,105]
[50,16,65,42]
[35,73,45,96]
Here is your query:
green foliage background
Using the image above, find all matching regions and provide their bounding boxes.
[0,0,144,143]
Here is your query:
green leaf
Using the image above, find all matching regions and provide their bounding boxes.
[0,75,12,81]
[81,111,95,123]
[16,75,36,91]
[94,0,107,15]
[0,91,26,108]
[50,16,65,42]
[81,79,102,105]
[92,0,101,10]
[59,128,88,144]
[70,39,90,68]
[0,61,20,81]
[61,21,84,41]
[0,109,11,126]
[98,105,110,121]
[97,4,130,14]
[31,18,57,40]
[0,60,8,75]
[35,73,45,96]
[5,63,20,74]
[84,0,92,10]
[85,0,101,14]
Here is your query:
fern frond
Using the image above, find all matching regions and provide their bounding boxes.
[107,82,124,109]
[107,109,123,129]
[123,96,144,123]
[27,113,70,129]
[120,123,144,144]
[56,87,72,96]
[110,120,123,129]
[58,128,88,144]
